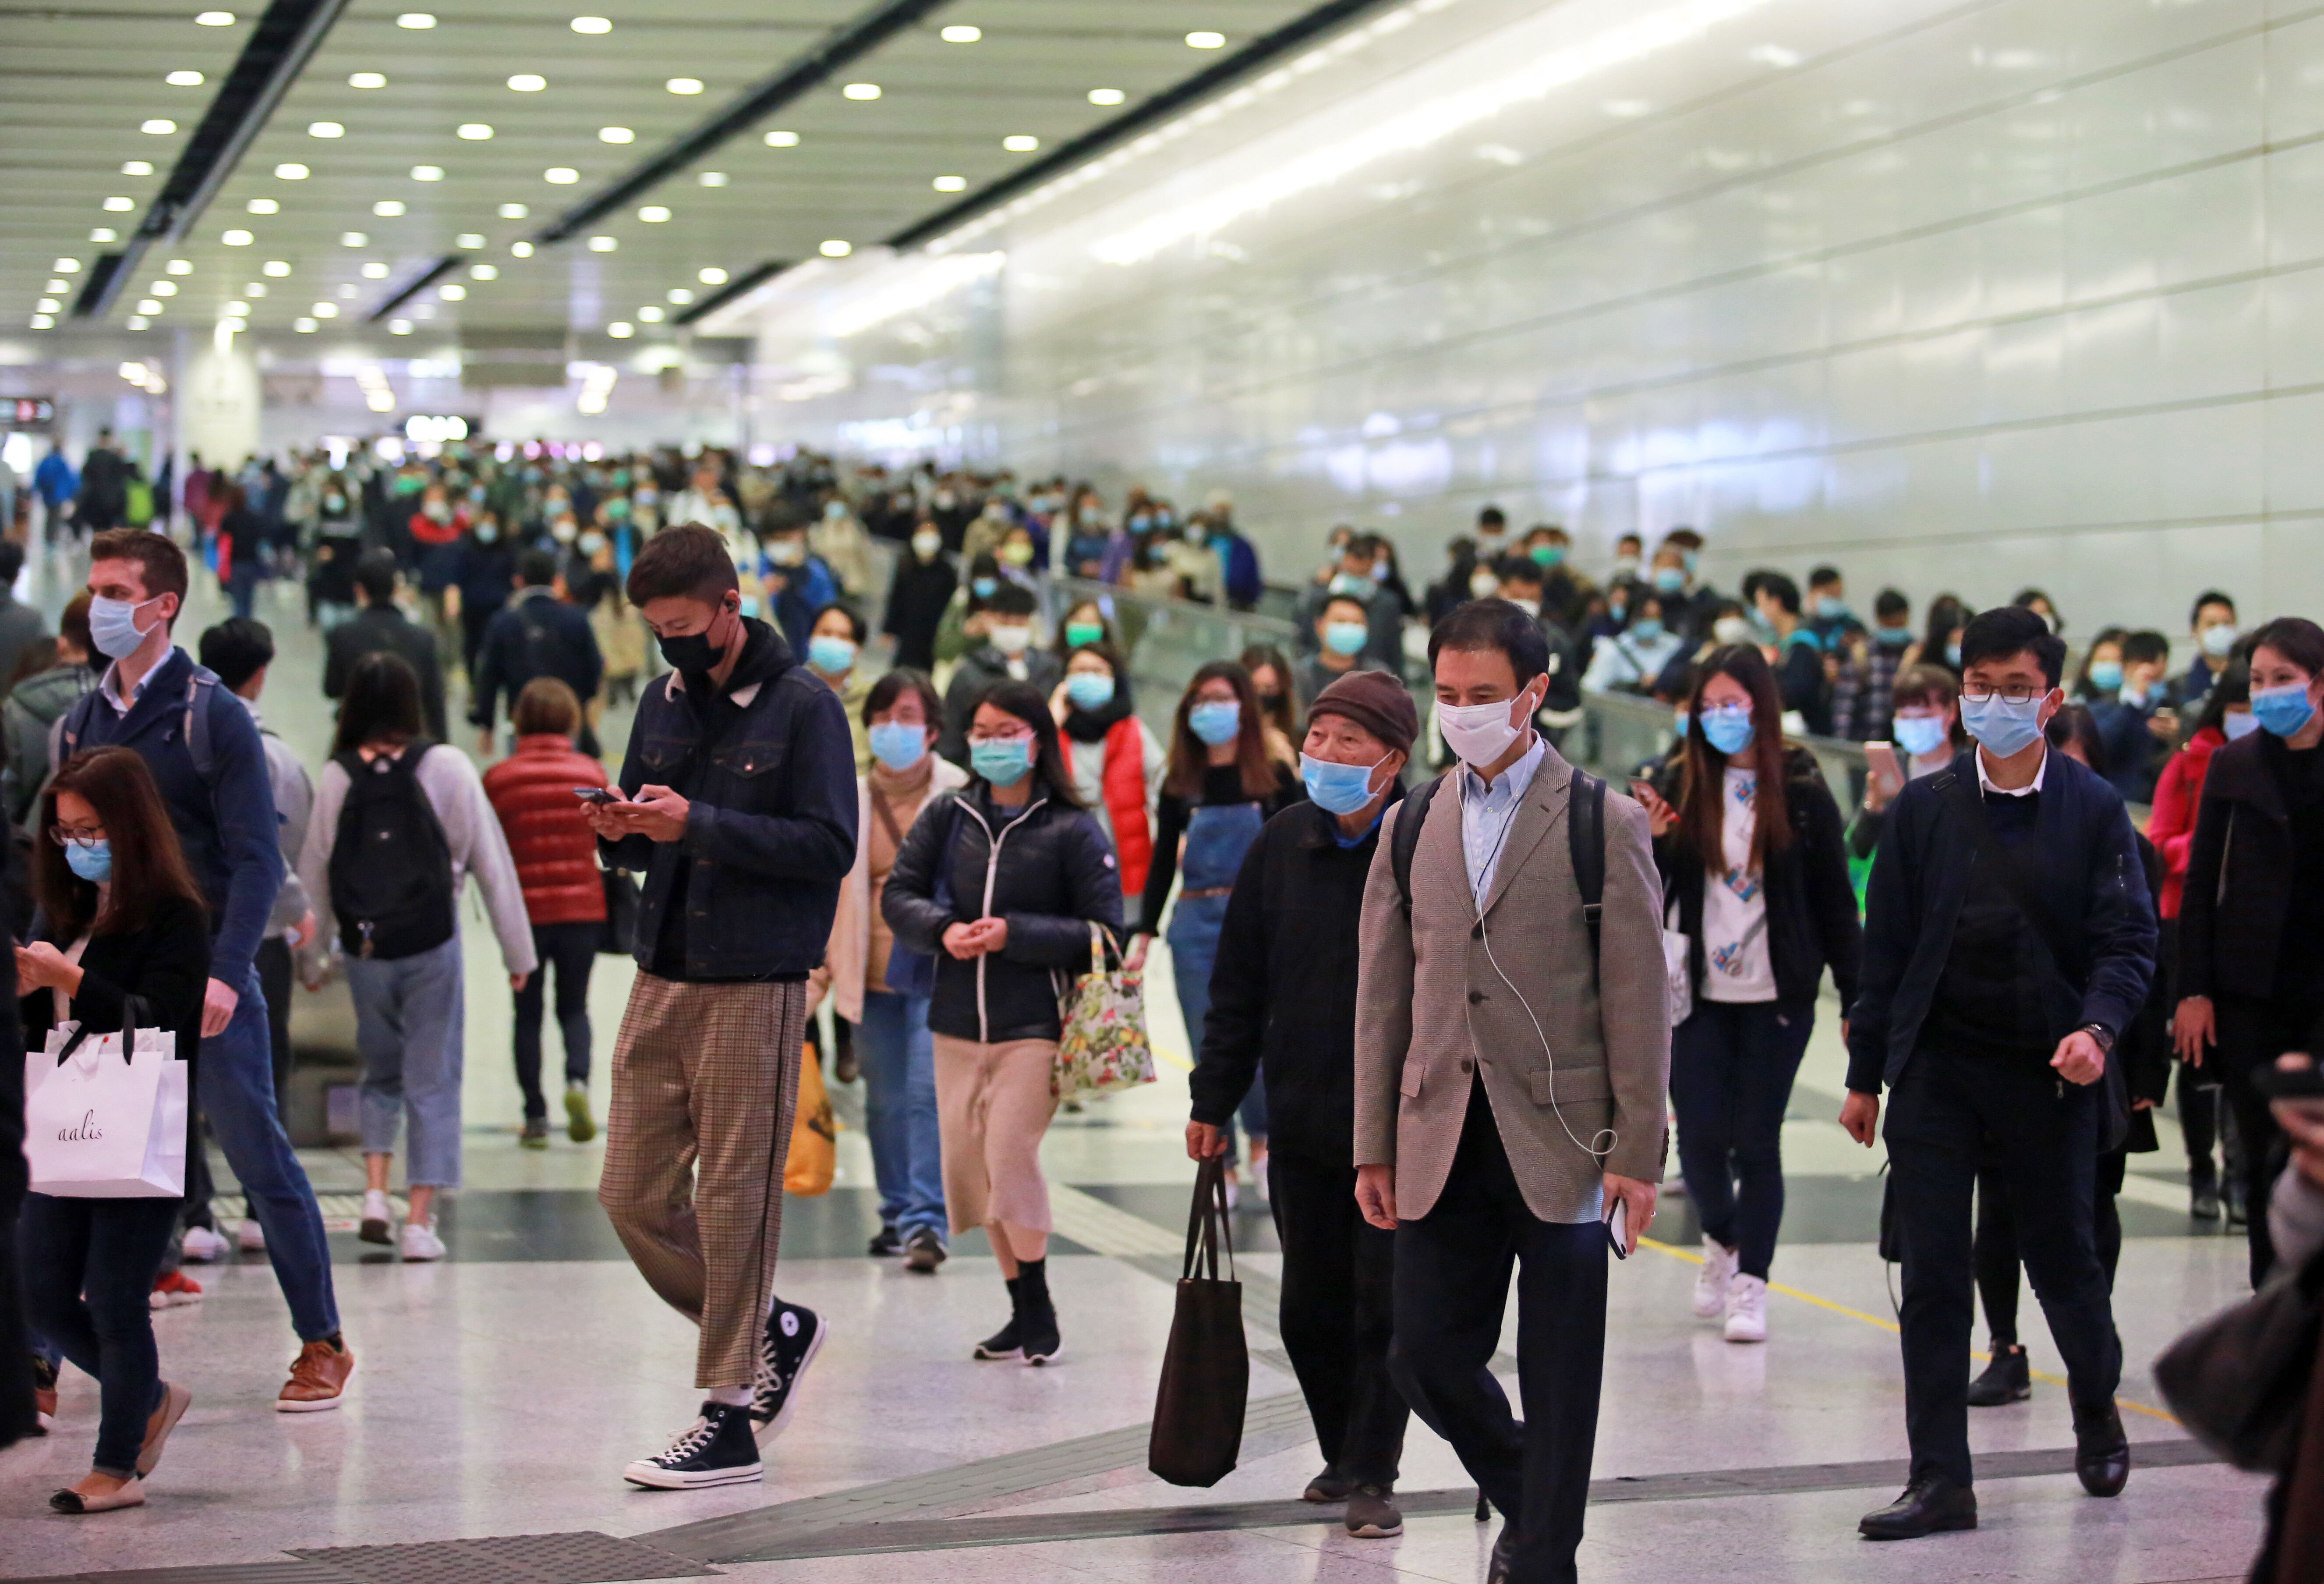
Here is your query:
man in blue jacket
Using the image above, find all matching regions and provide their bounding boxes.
[62,531,351,1409]
[586,524,857,1492]
[1840,604,2155,1540]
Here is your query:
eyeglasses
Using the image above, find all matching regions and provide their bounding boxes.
[1960,685,2045,705]
[47,825,104,850]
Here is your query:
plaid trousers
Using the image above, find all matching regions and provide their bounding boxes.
[598,972,807,1389]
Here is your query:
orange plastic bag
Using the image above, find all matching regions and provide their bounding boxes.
[784,1040,836,1197]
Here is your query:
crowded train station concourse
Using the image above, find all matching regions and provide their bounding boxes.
[2,0,2322,1580]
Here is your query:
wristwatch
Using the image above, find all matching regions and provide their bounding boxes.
[2078,1023,2117,1055]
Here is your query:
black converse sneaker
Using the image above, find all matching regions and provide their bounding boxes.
[622,1401,761,1489]
[973,1275,1024,1360]
[749,1300,825,1447]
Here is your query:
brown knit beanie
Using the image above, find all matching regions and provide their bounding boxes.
[1306,670,1418,755]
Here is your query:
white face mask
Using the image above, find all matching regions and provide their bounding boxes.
[1468,570,1500,600]
[990,624,1031,656]
[912,530,942,559]
[1712,616,1752,645]
[1436,689,1533,769]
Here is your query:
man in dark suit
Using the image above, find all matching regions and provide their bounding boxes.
[324,550,447,740]
[471,549,603,757]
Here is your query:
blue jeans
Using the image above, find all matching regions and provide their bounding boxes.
[346,935,467,1188]
[21,1193,183,1475]
[1669,999,1813,1280]
[856,989,946,1240]
[202,966,340,1341]
[1169,891,1268,1160]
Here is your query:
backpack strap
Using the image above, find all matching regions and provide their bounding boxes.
[1390,773,1444,920]
[1568,768,1606,974]
[181,663,220,784]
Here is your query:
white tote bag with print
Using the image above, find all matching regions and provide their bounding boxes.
[23,1015,187,1198]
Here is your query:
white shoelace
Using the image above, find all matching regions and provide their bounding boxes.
[654,1417,718,1463]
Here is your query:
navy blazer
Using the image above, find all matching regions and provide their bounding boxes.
[1844,748,2156,1094]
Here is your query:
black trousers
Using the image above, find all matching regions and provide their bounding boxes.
[1886,1049,2120,1488]
[513,921,598,1120]
[2214,992,2315,1286]
[1974,1149,2125,1347]
[1390,1081,1606,1583]
[1267,1147,1407,1487]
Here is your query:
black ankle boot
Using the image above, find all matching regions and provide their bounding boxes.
[974,1276,1023,1360]
[1966,1344,2031,1407]
[1014,1258,1062,1365]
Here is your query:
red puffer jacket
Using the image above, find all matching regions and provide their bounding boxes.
[483,735,609,925]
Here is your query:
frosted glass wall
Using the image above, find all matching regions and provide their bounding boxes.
[726,0,2324,634]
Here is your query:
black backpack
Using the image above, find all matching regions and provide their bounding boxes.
[328,741,456,960]
[1389,766,1607,981]
[514,596,576,689]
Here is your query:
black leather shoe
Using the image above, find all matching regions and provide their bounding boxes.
[2073,1403,2130,1496]
[1302,1464,1352,1503]
[1966,1344,2031,1407]
[1859,1477,1977,1539]
[1486,1521,1521,1584]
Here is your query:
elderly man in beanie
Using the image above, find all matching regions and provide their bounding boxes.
[1187,669,1417,1540]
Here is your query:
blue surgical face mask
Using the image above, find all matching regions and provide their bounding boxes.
[1699,704,1755,757]
[971,577,999,599]
[2223,709,2262,741]
[1065,671,1116,712]
[475,524,499,544]
[1945,638,1963,668]
[1300,752,1384,816]
[2252,680,2317,738]
[970,736,1034,785]
[1188,699,1242,746]
[1875,623,1912,648]
[2088,659,2124,693]
[868,720,928,771]
[1652,567,1686,594]
[64,837,112,884]
[1813,595,1847,621]
[1323,620,1369,657]
[1627,617,1664,642]
[1961,691,2047,758]
[1329,572,1376,601]
[807,635,857,675]
[88,594,159,661]
[1893,715,1951,759]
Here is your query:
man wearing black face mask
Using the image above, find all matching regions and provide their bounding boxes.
[584,525,857,1492]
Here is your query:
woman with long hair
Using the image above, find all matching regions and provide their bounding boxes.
[299,652,535,1261]
[1129,661,1302,1201]
[1634,645,1860,1343]
[1238,642,1298,744]
[882,680,1123,1364]
[1048,639,1164,914]
[20,747,211,1512]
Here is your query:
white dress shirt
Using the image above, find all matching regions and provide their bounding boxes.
[1456,731,1546,907]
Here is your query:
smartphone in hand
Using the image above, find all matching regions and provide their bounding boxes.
[573,787,619,804]
[1865,741,1904,799]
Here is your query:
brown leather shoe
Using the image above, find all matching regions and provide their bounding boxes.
[275,1338,354,1413]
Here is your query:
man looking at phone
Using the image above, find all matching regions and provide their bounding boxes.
[1353,599,1670,1584]
[585,525,857,1490]
[1842,604,2155,1539]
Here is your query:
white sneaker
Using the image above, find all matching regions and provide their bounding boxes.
[237,1217,267,1253]
[1692,1237,1737,1319]
[180,1225,229,1263]
[1724,1273,1768,1343]
[359,1189,394,1246]
[399,1218,446,1262]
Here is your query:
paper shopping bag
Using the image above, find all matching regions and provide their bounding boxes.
[24,1018,187,1198]
[784,1039,836,1197]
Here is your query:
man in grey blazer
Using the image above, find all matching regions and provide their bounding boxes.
[1355,600,1671,1583]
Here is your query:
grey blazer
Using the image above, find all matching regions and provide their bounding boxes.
[1353,744,1670,1224]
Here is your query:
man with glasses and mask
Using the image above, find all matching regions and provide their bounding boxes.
[1840,603,2156,1540]
[584,524,857,1491]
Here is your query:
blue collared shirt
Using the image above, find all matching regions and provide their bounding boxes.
[1457,732,1546,906]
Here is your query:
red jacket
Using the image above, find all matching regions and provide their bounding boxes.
[483,735,608,925]
[2147,725,2225,918]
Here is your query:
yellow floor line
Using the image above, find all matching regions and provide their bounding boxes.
[1638,1234,2179,1424]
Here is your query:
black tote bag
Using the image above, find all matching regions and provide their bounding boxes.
[1148,1155,1248,1487]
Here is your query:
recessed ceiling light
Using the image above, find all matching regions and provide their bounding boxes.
[29,315,54,329]
[294,317,316,331]
[389,318,413,333]
[243,282,266,296]
[458,123,492,139]
[103,196,135,211]
[46,279,67,292]
[666,77,702,94]
[349,71,385,88]
[245,197,279,213]
[337,284,356,297]
[340,230,366,246]
[166,70,204,86]
[262,259,290,275]
[509,72,547,92]
[588,235,616,251]
[35,299,60,315]
[361,262,389,277]
[138,298,165,312]
[608,321,634,337]
[439,282,466,300]
[90,227,119,242]
[150,281,177,295]
[667,288,693,304]
[121,159,154,175]
[570,14,609,32]
[1001,134,1037,151]
[397,12,434,26]
[221,228,252,245]
[1186,30,1225,47]
[1088,88,1125,106]
[470,263,498,280]
[411,165,444,180]
[129,315,152,329]
[194,10,233,23]
[223,299,248,314]
[141,119,177,134]
[637,306,664,322]
[56,257,83,271]
[638,205,669,222]
[698,266,727,284]
[498,202,529,218]
[161,259,187,273]
[275,162,308,179]
[764,130,799,146]
[311,301,337,315]
[941,24,979,41]
[456,233,484,248]
[598,126,633,143]
[545,167,578,183]
[819,238,850,257]
[698,171,727,187]
[309,120,343,137]
[511,240,534,257]
[932,175,966,191]
[373,199,405,215]
[841,82,880,100]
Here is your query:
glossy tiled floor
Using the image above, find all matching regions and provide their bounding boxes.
[0,565,2271,1581]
